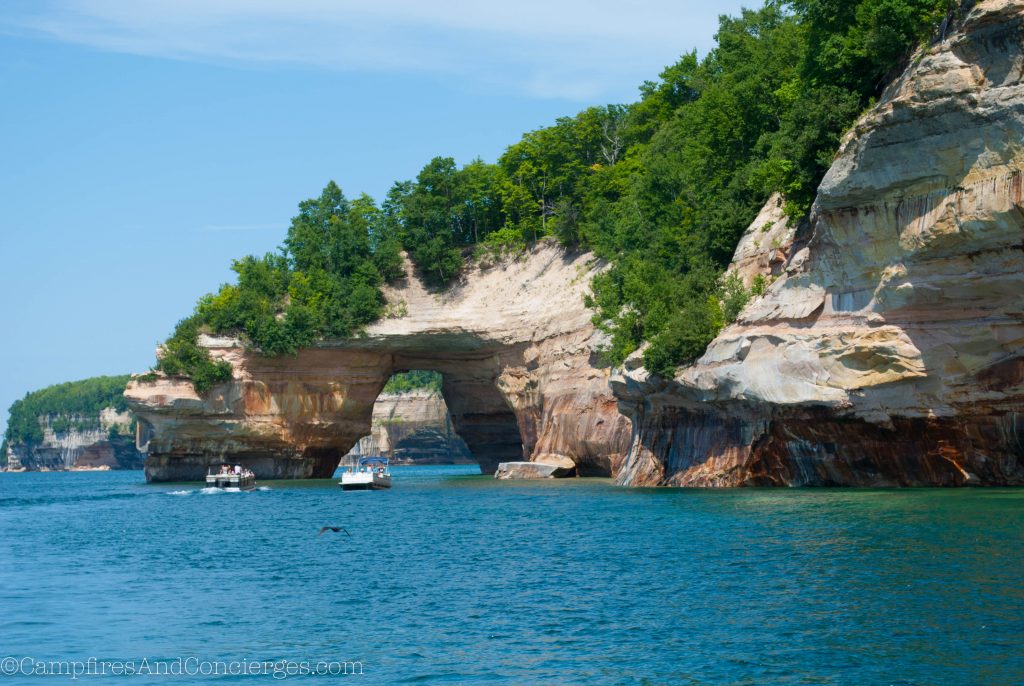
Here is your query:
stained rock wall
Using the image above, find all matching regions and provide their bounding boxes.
[127,242,632,482]
[126,3,1024,487]
[613,0,1024,486]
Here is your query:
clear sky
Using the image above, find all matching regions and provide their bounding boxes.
[0,0,748,435]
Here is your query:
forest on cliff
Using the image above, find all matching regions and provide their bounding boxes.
[156,0,960,389]
[1,375,133,463]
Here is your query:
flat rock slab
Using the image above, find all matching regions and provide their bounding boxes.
[494,461,573,480]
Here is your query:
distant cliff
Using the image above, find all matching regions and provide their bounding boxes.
[3,376,144,471]
[343,390,473,465]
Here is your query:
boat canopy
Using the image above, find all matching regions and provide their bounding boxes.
[359,457,389,466]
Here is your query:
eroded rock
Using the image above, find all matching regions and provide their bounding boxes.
[494,460,574,480]
[128,242,632,482]
[613,0,1024,487]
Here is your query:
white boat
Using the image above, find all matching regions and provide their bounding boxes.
[339,457,392,491]
[206,465,256,491]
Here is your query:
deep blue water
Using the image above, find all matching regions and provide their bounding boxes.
[1,466,1022,685]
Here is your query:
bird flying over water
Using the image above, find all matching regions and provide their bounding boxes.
[318,526,351,536]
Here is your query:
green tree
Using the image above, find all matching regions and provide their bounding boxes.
[401,157,465,285]
[791,0,953,96]
[458,159,504,244]
[284,180,349,271]
[155,181,401,387]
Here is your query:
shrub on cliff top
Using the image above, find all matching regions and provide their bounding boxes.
[4,375,132,447]
[382,371,443,395]
[156,316,233,392]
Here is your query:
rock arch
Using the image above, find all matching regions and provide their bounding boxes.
[343,375,473,465]
[127,243,633,482]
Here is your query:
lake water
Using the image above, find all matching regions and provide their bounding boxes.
[1,466,1022,684]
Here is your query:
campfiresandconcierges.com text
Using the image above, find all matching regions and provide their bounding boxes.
[0,656,364,679]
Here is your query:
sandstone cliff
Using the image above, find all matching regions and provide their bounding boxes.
[4,408,144,471]
[127,242,632,481]
[127,2,1024,487]
[342,390,473,464]
[613,0,1024,486]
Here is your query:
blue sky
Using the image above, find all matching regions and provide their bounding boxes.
[0,0,747,434]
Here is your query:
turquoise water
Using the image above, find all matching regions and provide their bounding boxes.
[1,466,1022,685]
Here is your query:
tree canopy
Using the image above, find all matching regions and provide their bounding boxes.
[373,0,954,375]
[156,182,403,389]
[382,371,443,395]
[155,0,956,386]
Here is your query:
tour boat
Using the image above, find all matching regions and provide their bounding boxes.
[339,457,392,491]
[205,465,256,491]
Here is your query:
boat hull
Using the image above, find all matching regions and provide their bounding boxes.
[205,474,256,491]
[339,473,392,490]
[340,482,390,491]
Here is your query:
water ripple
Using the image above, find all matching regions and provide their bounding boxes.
[0,468,1022,684]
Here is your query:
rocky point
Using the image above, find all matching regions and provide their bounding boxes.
[612,0,1024,486]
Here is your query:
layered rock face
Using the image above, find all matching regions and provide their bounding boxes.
[4,408,144,471]
[613,0,1024,486]
[342,390,473,465]
[127,242,632,482]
